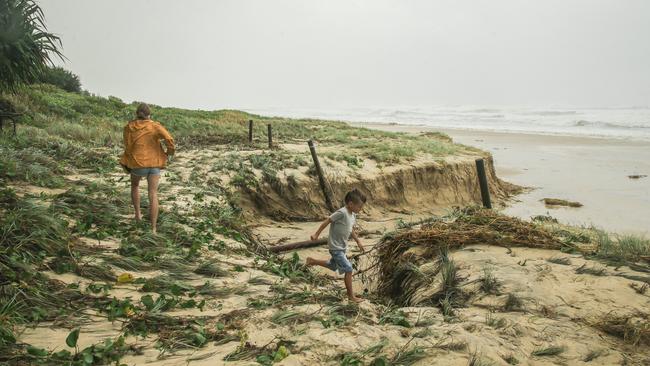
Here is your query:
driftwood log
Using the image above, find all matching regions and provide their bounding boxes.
[269,238,328,253]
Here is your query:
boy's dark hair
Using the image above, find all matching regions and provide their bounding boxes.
[344,188,367,204]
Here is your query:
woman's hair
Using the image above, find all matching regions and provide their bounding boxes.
[344,188,367,204]
[136,103,151,119]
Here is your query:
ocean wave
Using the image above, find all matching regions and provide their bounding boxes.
[573,120,650,129]
[520,110,578,116]
[243,106,650,140]
[468,108,502,113]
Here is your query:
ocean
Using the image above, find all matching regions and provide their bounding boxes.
[243,106,650,141]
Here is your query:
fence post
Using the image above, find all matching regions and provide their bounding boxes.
[475,158,492,209]
[248,120,253,144]
[308,139,335,212]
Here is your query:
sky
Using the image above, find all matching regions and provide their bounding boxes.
[39,0,650,110]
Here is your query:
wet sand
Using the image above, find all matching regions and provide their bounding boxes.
[351,123,650,235]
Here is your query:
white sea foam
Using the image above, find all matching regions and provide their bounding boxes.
[243,106,650,141]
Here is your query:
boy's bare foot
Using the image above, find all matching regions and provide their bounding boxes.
[306,257,315,266]
[348,296,364,303]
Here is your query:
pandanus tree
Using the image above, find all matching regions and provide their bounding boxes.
[0,0,63,93]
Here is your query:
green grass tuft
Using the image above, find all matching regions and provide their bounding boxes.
[480,267,500,294]
[531,345,566,357]
[502,293,524,312]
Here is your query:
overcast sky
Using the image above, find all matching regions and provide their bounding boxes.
[39,0,650,110]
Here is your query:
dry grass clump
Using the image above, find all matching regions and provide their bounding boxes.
[373,207,578,306]
[592,312,650,347]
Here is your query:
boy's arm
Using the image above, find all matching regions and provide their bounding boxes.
[310,218,331,241]
[351,230,365,252]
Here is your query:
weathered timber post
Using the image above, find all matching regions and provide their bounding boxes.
[475,158,492,209]
[308,139,336,212]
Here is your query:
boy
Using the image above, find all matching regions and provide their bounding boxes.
[306,188,367,303]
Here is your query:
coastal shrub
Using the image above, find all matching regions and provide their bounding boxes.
[35,67,81,93]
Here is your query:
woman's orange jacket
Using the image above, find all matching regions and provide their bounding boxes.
[119,119,175,169]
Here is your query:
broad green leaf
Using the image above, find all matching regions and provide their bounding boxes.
[27,346,48,357]
[65,327,80,348]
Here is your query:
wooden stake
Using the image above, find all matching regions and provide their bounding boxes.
[308,139,336,212]
[248,119,253,143]
[475,158,492,209]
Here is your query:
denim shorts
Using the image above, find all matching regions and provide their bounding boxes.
[131,167,161,177]
[326,250,353,274]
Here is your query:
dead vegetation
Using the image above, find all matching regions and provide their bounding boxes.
[372,206,585,309]
[575,263,606,276]
[542,198,583,207]
[546,256,571,265]
[365,205,650,363]
[629,282,649,295]
[502,293,525,312]
[592,312,650,347]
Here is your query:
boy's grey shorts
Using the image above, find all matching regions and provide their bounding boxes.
[326,250,353,274]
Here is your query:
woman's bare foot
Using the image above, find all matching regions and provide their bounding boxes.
[348,296,364,303]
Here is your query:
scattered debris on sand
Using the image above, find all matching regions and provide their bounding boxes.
[542,197,584,207]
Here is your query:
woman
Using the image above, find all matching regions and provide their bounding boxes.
[119,103,175,233]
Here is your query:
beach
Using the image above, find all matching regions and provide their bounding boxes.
[351,122,650,236]
[4,87,650,364]
[5,1,650,363]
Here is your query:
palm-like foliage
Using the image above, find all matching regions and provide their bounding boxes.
[0,0,64,92]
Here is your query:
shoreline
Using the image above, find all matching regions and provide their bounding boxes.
[350,122,650,235]
[350,121,650,144]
